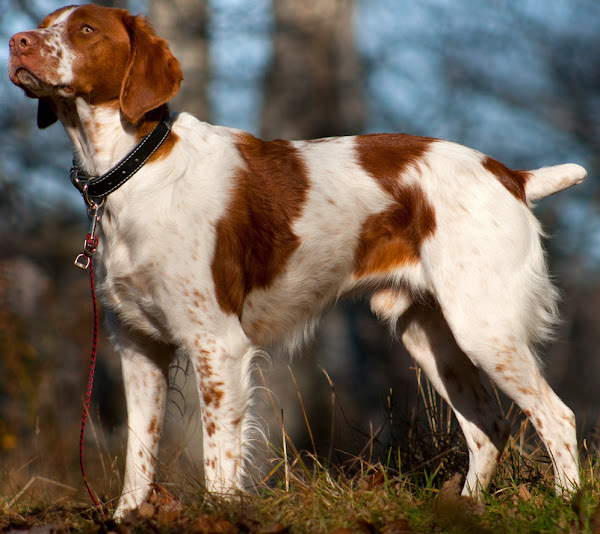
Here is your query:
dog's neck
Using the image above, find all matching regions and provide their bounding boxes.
[54,97,139,177]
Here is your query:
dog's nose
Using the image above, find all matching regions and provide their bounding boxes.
[9,31,39,55]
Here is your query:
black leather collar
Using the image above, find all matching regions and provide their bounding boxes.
[70,119,172,206]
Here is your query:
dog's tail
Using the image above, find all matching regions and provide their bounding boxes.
[525,163,587,202]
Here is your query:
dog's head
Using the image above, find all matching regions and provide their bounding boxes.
[8,4,182,128]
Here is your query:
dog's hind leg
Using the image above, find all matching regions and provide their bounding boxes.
[442,315,579,495]
[428,221,579,495]
[396,300,511,498]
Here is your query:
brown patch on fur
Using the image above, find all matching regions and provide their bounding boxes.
[353,185,436,275]
[203,385,224,409]
[353,134,436,276]
[206,420,216,437]
[193,290,207,302]
[148,415,160,444]
[211,132,309,316]
[194,348,225,409]
[355,133,435,195]
[73,5,180,146]
[148,416,157,434]
[482,157,530,203]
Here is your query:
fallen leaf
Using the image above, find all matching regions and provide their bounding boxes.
[434,473,488,532]
[149,483,183,513]
[193,514,237,533]
[155,509,180,525]
[517,484,531,502]
[137,502,155,519]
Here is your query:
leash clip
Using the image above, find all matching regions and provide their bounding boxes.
[74,201,101,270]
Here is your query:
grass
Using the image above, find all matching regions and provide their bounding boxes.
[1,369,600,533]
[2,452,600,533]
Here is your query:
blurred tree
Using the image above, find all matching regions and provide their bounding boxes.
[358,0,599,174]
[261,0,364,140]
[148,0,209,120]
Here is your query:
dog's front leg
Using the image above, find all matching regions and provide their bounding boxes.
[187,321,256,496]
[111,329,172,518]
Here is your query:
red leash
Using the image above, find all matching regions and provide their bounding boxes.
[77,231,102,510]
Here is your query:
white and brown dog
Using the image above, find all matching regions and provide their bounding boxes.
[9,4,585,517]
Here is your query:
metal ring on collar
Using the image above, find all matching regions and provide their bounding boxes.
[82,182,105,210]
[70,165,87,193]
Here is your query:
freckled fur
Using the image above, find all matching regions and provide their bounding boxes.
[8,3,587,519]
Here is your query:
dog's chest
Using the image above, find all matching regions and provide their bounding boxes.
[96,206,215,341]
[97,242,169,339]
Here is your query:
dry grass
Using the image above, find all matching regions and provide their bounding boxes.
[1,368,600,533]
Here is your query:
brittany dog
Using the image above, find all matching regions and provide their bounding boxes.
[9,3,586,517]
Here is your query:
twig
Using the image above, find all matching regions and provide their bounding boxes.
[7,476,35,508]
[288,365,316,457]
[282,409,289,492]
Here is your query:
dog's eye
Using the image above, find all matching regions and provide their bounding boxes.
[81,25,94,35]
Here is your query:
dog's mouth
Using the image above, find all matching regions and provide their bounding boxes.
[13,66,40,87]
[11,65,73,98]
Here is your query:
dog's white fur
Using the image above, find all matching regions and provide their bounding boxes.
[9,4,585,517]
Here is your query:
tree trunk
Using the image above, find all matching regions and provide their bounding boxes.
[148,0,209,120]
[261,0,365,140]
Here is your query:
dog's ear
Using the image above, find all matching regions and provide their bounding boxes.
[120,14,183,125]
[37,99,58,128]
